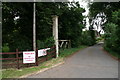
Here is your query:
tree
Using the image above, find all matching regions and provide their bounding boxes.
[89,2,120,55]
[2,2,86,52]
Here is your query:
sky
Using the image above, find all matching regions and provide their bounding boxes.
[69,0,105,34]
[69,0,90,30]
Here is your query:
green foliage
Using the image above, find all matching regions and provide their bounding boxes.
[104,23,117,50]
[104,10,120,56]
[2,57,63,78]
[89,2,120,21]
[37,37,55,49]
[2,43,10,52]
[2,2,85,52]
[96,37,104,42]
[44,37,55,47]
[81,30,96,46]
[9,35,32,51]
[37,40,45,49]
[90,2,120,58]
[59,45,87,58]
[59,5,85,47]
[104,46,120,59]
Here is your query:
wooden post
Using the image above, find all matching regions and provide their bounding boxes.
[36,48,38,66]
[65,41,68,48]
[52,15,59,58]
[16,49,19,69]
[69,40,71,48]
[33,1,36,51]
[53,45,56,58]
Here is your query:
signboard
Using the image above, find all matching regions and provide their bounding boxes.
[38,48,50,57]
[23,51,36,63]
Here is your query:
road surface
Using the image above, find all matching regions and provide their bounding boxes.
[27,43,118,78]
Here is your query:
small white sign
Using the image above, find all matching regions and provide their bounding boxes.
[38,49,47,57]
[23,51,36,63]
[45,48,50,50]
[38,48,50,57]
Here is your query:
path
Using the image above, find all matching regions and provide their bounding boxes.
[27,43,118,78]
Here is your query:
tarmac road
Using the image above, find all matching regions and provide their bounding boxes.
[27,43,118,78]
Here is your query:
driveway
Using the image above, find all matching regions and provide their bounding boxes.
[27,43,118,78]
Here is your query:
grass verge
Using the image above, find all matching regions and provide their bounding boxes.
[2,45,87,78]
[59,45,87,58]
[2,57,63,78]
[104,47,120,59]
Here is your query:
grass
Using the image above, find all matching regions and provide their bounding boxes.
[1,45,87,78]
[59,45,87,58]
[2,57,63,78]
[104,47,120,59]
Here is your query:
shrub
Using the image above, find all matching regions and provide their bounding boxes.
[2,43,10,52]
[44,36,55,47]
[104,23,118,51]
[81,30,96,46]
[37,36,55,49]
[9,36,32,51]
[37,40,45,49]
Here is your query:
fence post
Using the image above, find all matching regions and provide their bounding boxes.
[16,49,19,69]
[36,48,38,66]
[69,40,71,48]
[54,45,56,58]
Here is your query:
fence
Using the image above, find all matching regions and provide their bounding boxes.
[58,40,71,49]
[0,45,56,69]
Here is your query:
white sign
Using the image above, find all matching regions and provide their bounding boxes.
[38,48,50,57]
[38,49,47,57]
[23,51,36,63]
[45,48,50,51]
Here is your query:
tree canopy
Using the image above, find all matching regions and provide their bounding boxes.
[89,2,120,55]
[2,2,87,52]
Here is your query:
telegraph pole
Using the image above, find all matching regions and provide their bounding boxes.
[52,15,59,58]
[33,0,36,51]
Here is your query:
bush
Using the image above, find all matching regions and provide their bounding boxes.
[9,36,32,51]
[37,36,55,49]
[44,36,55,47]
[2,43,14,58]
[2,43,10,52]
[37,40,45,49]
[96,37,103,42]
[81,30,96,46]
[104,23,118,51]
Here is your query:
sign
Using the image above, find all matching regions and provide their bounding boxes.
[23,51,36,63]
[38,48,50,57]
[38,49,47,57]
[45,48,50,51]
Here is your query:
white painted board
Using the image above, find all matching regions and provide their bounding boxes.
[38,48,50,57]
[23,51,36,63]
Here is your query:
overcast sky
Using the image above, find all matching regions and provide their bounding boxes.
[69,0,106,34]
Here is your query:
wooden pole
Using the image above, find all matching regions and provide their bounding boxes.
[33,1,36,51]
[36,48,38,66]
[52,15,59,58]
[16,49,19,69]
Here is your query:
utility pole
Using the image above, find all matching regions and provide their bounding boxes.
[33,1,36,51]
[52,15,59,58]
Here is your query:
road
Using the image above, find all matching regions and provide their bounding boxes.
[27,43,118,78]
